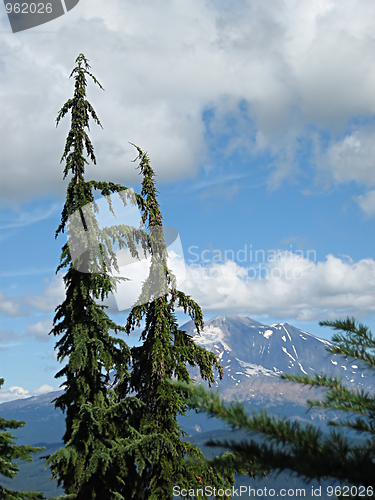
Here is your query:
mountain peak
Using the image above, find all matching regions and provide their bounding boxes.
[182,315,369,401]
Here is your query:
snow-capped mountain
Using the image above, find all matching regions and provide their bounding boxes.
[1,315,373,445]
[183,315,372,405]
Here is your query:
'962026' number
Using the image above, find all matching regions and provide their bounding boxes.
[327,486,374,496]
[5,3,53,14]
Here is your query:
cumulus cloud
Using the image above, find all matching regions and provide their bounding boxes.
[177,252,375,321]
[33,384,54,394]
[314,129,375,188]
[24,249,375,322]
[0,384,55,403]
[1,0,375,202]
[0,327,22,344]
[25,319,53,341]
[0,280,61,321]
[27,275,65,312]
[355,190,375,217]
[0,290,24,317]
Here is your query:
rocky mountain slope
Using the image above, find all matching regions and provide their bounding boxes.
[187,315,371,406]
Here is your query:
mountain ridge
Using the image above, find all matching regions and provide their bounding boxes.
[1,314,372,442]
[185,315,371,405]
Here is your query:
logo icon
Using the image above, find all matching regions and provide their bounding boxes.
[4,0,79,33]
[67,190,186,311]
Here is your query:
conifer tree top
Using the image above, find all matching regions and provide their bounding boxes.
[57,53,103,183]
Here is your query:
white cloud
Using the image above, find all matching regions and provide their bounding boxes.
[27,275,65,312]
[0,383,54,403]
[178,253,375,321]
[25,250,375,322]
[33,384,54,394]
[314,129,375,189]
[0,290,23,317]
[355,190,375,217]
[0,385,30,402]
[0,280,61,319]
[0,267,56,278]
[25,319,53,341]
[0,204,59,230]
[2,0,375,202]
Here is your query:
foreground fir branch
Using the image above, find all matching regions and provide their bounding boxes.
[170,318,375,494]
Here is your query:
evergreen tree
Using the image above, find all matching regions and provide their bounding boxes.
[47,52,237,499]
[170,317,375,496]
[45,53,149,499]
[119,144,236,499]
[0,378,46,500]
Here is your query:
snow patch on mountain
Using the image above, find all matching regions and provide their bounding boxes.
[236,358,279,377]
[282,326,292,341]
[298,362,308,375]
[263,329,273,339]
[282,347,296,362]
[193,325,232,352]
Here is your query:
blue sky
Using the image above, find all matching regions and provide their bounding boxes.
[1,0,375,402]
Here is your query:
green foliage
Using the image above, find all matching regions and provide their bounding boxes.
[0,379,46,499]
[46,53,234,499]
[0,443,65,498]
[170,318,375,496]
[117,145,236,498]
[45,53,149,499]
